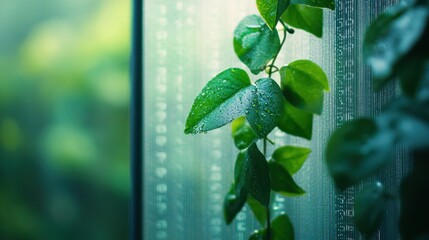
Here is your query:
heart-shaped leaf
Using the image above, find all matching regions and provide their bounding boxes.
[256,0,291,30]
[270,161,305,196]
[278,99,313,140]
[232,117,259,150]
[271,213,295,240]
[234,15,281,75]
[224,183,248,225]
[247,78,284,137]
[354,182,389,236]
[272,146,311,175]
[184,68,254,134]
[281,4,323,38]
[291,0,335,10]
[280,60,329,114]
[235,143,271,207]
[326,118,395,189]
[247,195,267,226]
[364,3,429,87]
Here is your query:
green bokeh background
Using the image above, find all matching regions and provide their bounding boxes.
[0,0,130,239]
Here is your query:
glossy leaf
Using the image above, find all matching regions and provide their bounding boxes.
[291,0,335,10]
[224,183,248,225]
[364,3,429,87]
[270,161,305,196]
[281,4,323,38]
[326,118,395,189]
[272,146,311,175]
[234,15,281,75]
[247,195,267,226]
[235,143,271,208]
[354,182,389,236]
[280,60,329,114]
[232,117,258,150]
[249,229,266,240]
[184,68,254,134]
[247,78,284,137]
[256,0,290,30]
[271,213,295,240]
[278,99,313,140]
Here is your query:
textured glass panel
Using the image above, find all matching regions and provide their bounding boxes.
[142,0,409,239]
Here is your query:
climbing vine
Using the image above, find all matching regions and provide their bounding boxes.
[184,0,334,239]
[326,0,429,239]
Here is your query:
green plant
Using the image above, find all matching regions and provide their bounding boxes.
[326,0,429,239]
[184,1,334,239]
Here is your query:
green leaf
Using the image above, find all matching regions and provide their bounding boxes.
[235,143,271,208]
[291,0,335,10]
[326,118,395,189]
[354,182,389,236]
[223,183,248,225]
[281,4,323,38]
[269,161,305,196]
[272,146,311,175]
[232,117,259,150]
[271,213,294,240]
[234,15,281,75]
[249,229,266,240]
[247,195,267,226]
[247,78,284,137]
[280,60,329,115]
[278,99,313,140]
[364,3,429,87]
[256,0,291,30]
[184,68,254,134]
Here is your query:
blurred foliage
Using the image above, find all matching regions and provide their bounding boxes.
[0,0,130,239]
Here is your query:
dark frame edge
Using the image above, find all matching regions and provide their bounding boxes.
[130,0,143,239]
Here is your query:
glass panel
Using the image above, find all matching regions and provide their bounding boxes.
[142,0,408,239]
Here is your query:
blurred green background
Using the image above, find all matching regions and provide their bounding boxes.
[0,0,130,239]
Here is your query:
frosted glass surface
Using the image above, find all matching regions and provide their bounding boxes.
[142,0,408,239]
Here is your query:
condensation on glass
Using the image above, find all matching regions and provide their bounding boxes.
[142,0,408,239]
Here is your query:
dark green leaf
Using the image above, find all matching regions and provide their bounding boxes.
[247,195,267,226]
[235,143,271,208]
[272,146,311,175]
[278,99,313,140]
[256,0,290,30]
[247,78,284,137]
[355,182,389,236]
[280,60,329,114]
[291,0,335,10]
[271,213,295,240]
[364,3,429,87]
[326,118,395,189]
[249,229,266,240]
[224,183,248,225]
[270,161,305,196]
[232,117,259,150]
[281,4,323,38]
[234,15,281,75]
[184,68,254,134]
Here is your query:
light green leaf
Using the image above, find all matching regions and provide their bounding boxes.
[291,0,335,10]
[270,161,305,196]
[280,60,329,114]
[247,78,284,137]
[232,117,259,150]
[278,99,313,140]
[271,213,295,240]
[281,4,323,38]
[272,146,311,175]
[326,118,395,189]
[234,15,281,75]
[256,0,291,30]
[364,3,429,87]
[235,143,271,208]
[247,195,267,226]
[184,68,254,134]
[224,183,248,225]
[355,182,389,236]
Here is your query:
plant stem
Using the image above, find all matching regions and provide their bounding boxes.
[268,20,289,79]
